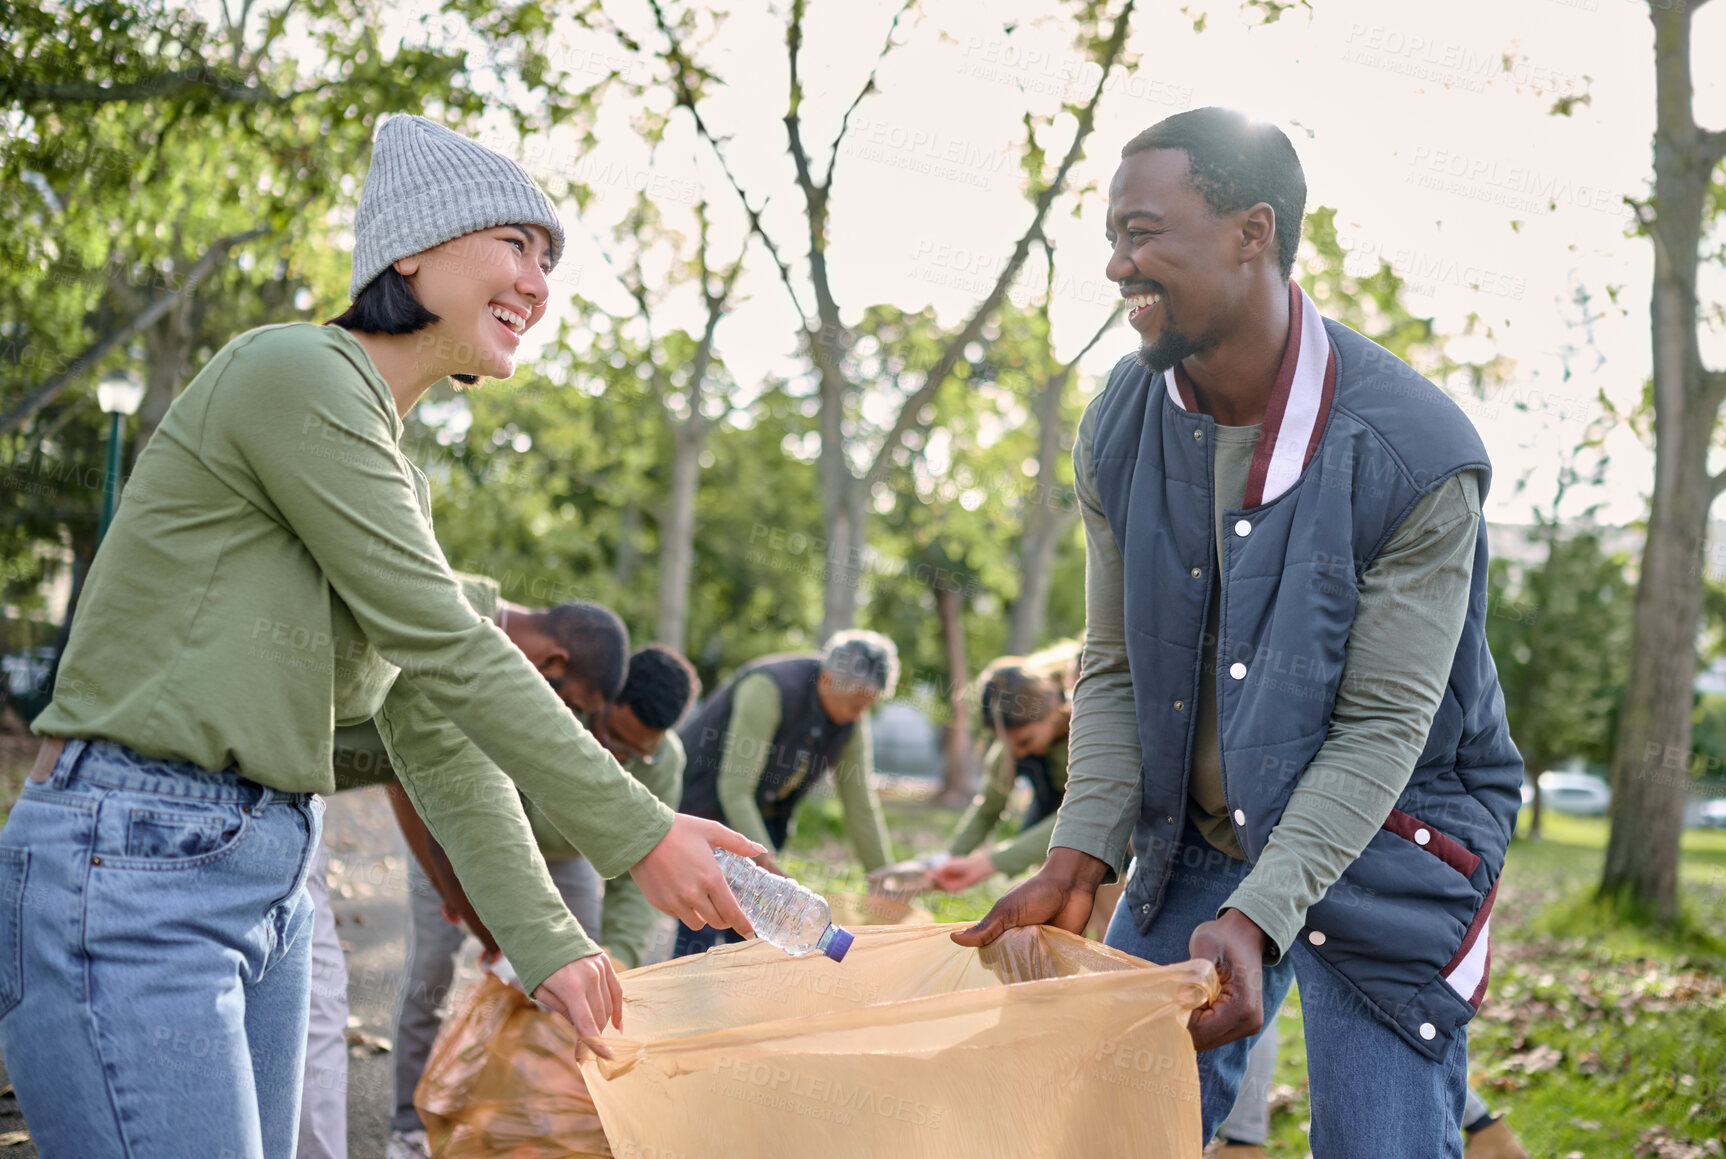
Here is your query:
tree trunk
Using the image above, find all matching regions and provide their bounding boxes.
[614,504,642,588]
[1009,507,1077,656]
[1525,761,1545,842]
[934,581,977,806]
[1599,0,1722,921]
[133,285,199,460]
[1600,368,1710,919]
[656,426,702,650]
[818,463,866,643]
[1009,365,1078,654]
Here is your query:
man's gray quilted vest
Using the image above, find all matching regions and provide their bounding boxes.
[1089,317,1522,1061]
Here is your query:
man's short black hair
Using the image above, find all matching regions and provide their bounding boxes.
[543,600,631,702]
[617,644,699,731]
[324,268,479,385]
[1122,107,1307,280]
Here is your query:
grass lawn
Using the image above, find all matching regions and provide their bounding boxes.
[788,791,1726,1159]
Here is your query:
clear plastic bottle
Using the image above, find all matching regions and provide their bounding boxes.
[712,848,854,961]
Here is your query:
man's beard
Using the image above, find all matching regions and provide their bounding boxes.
[1136,317,1220,374]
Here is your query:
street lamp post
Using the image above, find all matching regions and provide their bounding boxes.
[95,370,145,544]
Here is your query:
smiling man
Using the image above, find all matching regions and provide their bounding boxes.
[953,107,1522,1156]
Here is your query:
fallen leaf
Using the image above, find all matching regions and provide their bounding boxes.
[343,1028,393,1055]
[0,1131,28,1147]
[1502,1044,1562,1074]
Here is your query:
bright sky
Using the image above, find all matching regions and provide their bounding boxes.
[305,0,1725,527]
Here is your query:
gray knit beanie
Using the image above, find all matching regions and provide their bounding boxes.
[349,114,566,300]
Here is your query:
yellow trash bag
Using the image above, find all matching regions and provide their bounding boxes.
[585,924,1216,1158]
[420,922,1217,1158]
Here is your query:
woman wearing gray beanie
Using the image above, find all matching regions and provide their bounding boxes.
[2,114,763,1159]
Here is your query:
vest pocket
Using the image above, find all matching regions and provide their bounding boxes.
[1381,808,1481,880]
[0,846,29,1018]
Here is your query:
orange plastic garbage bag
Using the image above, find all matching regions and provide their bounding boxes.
[416,972,612,1159]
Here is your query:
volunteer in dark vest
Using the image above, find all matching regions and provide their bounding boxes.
[675,630,898,956]
[954,107,1521,1158]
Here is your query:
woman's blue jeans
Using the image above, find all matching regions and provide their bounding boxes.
[0,738,321,1159]
[1105,820,1467,1158]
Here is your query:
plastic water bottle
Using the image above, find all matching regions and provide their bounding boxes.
[712,848,855,961]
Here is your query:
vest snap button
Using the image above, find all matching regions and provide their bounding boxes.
[1419,1022,1437,1041]
[91,855,102,866]
[1173,700,1185,711]
[1229,662,1247,680]
[1415,828,1431,845]
[1234,519,1252,537]
[1308,930,1326,946]
[1141,904,1152,914]
[1164,815,1175,825]
[1232,808,1246,825]
[1193,430,1203,441]
[1190,567,1202,579]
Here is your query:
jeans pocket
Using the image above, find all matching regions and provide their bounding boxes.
[0,846,29,1018]
[121,803,249,868]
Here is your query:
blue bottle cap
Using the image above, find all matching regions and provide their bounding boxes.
[823,926,855,962]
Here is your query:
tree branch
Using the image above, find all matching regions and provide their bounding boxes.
[0,67,277,107]
[1702,126,1726,168]
[1705,365,1726,424]
[1065,303,1125,371]
[0,226,271,436]
[644,0,807,320]
[864,0,1138,487]
[782,0,845,346]
[822,0,916,184]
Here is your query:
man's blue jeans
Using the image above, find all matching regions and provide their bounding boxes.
[0,738,321,1159]
[1105,820,1467,1157]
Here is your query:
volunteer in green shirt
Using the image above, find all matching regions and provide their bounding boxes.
[0,115,757,1159]
[934,651,1075,891]
[387,642,695,1157]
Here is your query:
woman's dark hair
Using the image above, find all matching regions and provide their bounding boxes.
[1122,107,1307,279]
[324,267,479,385]
[977,662,1061,733]
[618,644,700,731]
[544,600,631,702]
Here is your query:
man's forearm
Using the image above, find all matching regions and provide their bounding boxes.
[1050,666,1144,879]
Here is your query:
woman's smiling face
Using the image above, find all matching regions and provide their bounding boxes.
[396,223,554,383]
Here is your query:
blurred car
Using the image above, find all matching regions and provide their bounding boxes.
[1524,770,1612,816]
[1698,799,1726,829]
